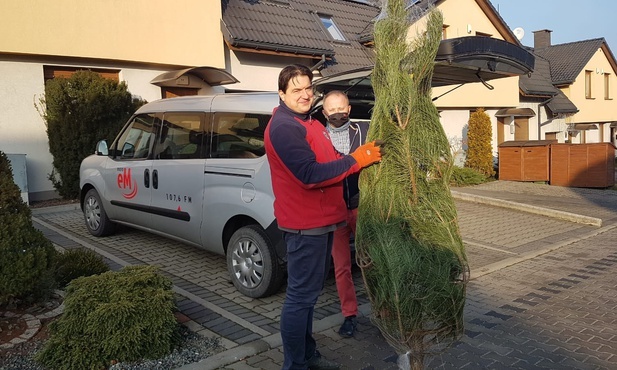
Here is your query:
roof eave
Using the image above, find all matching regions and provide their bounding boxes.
[226,39,335,58]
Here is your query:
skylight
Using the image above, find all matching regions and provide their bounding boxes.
[319,15,346,41]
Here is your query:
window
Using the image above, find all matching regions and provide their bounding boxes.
[210,113,270,158]
[585,70,593,98]
[113,114,158,160]
[605,73,611,99]
[43,65,119,83]
[155,113,205,159]
[319,15,345,41]
[475,32,492,38]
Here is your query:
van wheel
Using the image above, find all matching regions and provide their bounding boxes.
[227,225,284,298]
[83,189,115,237]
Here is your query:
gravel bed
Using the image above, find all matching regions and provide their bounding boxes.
[0,325,222,370]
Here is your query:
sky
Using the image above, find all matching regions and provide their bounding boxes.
[489,0,616,50]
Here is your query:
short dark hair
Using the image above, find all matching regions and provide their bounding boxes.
[278,64,313,92]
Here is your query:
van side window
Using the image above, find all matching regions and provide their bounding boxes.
[155,113,205,159]
[113,114,157,159]
[210,113,270,158]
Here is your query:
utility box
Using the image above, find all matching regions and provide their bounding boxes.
[7,154,29,204]
[498,140,555,182]
[550,143,616,188]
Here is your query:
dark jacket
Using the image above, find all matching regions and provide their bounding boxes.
[341,121,369,209]
[264,102,360,230]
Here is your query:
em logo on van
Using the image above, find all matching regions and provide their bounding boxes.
[117,168,138,199]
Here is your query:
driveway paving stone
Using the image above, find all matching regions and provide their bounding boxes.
[31,181,617,369]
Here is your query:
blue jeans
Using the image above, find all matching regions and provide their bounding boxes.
[281,232,333,370]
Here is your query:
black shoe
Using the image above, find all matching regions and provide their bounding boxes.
[307,350,340,370]
[338,316,357,338]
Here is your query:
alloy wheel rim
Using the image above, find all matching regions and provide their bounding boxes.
[231,238,264,289]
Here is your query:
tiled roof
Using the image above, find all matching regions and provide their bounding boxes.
[519,52,558,97]
[519,51,577,114]
[221,0,380,76]
[534,38,605,85]
[545,90,578,115]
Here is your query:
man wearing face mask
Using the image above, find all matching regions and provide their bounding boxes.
[265,66,383,370]
[322,90,368,338]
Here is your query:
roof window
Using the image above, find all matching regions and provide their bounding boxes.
[319,14,346,41]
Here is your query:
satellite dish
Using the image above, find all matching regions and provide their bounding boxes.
[513,27,525,41]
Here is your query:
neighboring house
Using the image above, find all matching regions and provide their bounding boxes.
[222,0,527,158]
[531,30,617,146]
[0,0,228,202]
[505,51,578,145]
[221,0,380,91]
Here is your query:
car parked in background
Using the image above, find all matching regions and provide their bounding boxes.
[80,92,285,298]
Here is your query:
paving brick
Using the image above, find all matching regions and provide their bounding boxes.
[32,182,617,370]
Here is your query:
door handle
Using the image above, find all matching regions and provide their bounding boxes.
[153,169,158,189]
[144,168,150,188]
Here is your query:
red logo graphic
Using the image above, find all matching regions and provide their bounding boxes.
[117,168,138,199]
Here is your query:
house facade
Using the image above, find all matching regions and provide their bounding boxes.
[0,0,226,201]
[532,30,617,146]
[1,0,615,201]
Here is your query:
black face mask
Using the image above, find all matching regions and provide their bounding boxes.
[326,112,349,128]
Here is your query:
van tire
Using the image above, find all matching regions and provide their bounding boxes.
[83,188,115,237]
[227,225,284,298]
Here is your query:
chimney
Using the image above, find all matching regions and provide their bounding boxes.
[533,29,552,49]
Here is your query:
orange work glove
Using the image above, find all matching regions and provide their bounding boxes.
[350,140,382,168]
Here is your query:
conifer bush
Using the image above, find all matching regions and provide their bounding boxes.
[0,151,57,305]
[40,70,146,199]
[465,108,495,177]
[450,166,488,187]
[53,247,110,288]
[36,265,179,370]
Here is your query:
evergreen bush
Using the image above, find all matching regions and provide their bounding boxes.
[40,70,146,199]
[53,247,110,288]
[0,151,57,305]
[450,166,488,187]
[465,108,495,177]
[36,265,179,370]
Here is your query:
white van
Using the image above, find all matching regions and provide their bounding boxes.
[79,92,284,298]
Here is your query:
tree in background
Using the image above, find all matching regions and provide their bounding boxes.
[356,1,468,369]
[0,151,57,305]
[40,71,146,199]
[465,108,495,177]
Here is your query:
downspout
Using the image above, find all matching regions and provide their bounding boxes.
[311,54,326,72]
[538,94,556,140]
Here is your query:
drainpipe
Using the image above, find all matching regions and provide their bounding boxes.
[538,94,556,140]
[311,54,326,72]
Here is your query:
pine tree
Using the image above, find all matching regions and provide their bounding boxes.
[465,108,495,177]
[356,2,469,368]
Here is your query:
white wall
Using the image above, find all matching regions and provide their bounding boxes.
[227,50,313,92]
[0,59,207,200]
[0,61,54,200]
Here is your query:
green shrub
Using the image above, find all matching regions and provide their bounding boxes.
[0,151,57,305]
[36,265,179,370]
[40,70,146,199]
[53,248,110,288]
[465,108,495,177]
[450,166,488,187]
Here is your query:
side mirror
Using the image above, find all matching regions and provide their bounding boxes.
[96,140,109,156]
